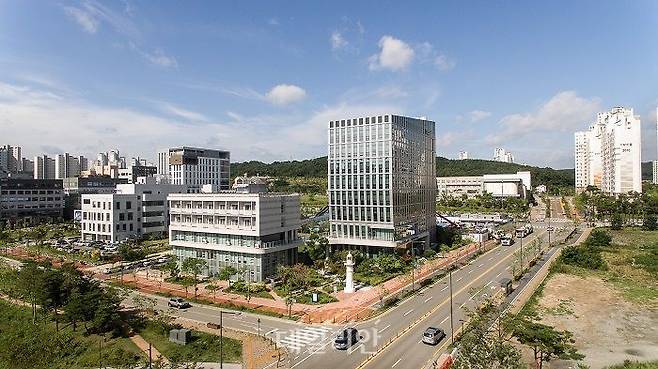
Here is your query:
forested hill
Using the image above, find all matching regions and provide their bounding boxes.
[435,157,574,189]
[231,156,578,188]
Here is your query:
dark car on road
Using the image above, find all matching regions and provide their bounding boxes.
[168,298,191,309]
[334,328,359,350]
[422,327,446,345]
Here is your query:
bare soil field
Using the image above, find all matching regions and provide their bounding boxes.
[536,273,658,369]
[528,229,658,369]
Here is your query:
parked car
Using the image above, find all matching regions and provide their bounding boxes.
[334,328,359,350]
[168,298,191,309]
[422,327,446,345]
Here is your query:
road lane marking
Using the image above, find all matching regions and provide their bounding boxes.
[380,324,391,333]
[460,302,466,308]
[456,277,463,282]
[440,286,448,292]
[440,316,449,324]
[506,266,511,270]
[495,272,502,278]
[392,358,402,368]
[488,257,493,261]
[356,230,550,369]
[468,269,474,274]
[424,296,433,303]
[348,342,364,355]
[403,309,414,317]
[484,280,493,288]
[478,263,484,268]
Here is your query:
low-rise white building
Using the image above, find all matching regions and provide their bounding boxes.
[437,171,532,199]
[81,179,187,242]
[168,187,301,282]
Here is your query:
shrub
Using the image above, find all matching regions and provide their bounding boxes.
[559,245,607,270]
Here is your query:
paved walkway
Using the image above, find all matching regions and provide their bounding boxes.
[129,334,168,363]
[106,240,493,324]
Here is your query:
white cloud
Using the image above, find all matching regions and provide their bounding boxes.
[265,84,307,106]
[331,31,348,50]
[0,80,403,162]
[268,17,279,26]
[434,54,456,71]
[64,6,99,33]
[484,91,602,166]
[63,2,176,69]
[158,102,207,122]
[494,91,601,139]
[368,36,414,71]
[128,42,178,68]
[469,110,491,122]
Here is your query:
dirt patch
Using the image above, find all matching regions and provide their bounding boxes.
[535,273,658,369]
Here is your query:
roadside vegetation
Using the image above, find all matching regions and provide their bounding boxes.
[437,192,529,215]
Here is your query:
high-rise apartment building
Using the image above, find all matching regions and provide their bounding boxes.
[34,155,56,179]
[0,145,22,174]
[575,107,642,194]
[458,151,469,160]
[493,147,514,163]
[55,153,86,179]
[166,147,230,193]
[327,114,436,253]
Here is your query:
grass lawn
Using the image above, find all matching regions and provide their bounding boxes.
[545,228,658,308]
[225,286,274,300]
[138,321,241,363]
[294,290,338,304]
[141,238,170,253]
[604,229,658,306]
[0,299,143,369]
[605,361,658,369]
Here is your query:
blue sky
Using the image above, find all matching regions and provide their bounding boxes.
[1,1,657,168]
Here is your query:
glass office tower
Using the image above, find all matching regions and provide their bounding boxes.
[327,114,436,253]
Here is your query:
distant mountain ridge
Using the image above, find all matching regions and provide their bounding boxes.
[231,156,588,189]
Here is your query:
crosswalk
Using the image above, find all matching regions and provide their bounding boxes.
[277,326,335,352]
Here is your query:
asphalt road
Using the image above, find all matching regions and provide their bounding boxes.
[282,227,553,369]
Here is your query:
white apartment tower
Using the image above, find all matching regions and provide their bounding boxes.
[493,147,514,163]
[327,114,436,253]
[575,107,642,194]
[458,151,469,160]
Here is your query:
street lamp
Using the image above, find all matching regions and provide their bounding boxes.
[219,310,241,369]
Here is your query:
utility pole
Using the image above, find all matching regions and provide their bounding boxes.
[148,343,152,368]
[219,310,241,369]
[411,245,415,291]
[449,268,454,344]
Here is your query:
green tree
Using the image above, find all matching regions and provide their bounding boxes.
[642,214,657,231]
[181,258,207,298]
[611,213,623,230]
[512,316,583,369]
[453,300,525,369]
[218,266,238,288]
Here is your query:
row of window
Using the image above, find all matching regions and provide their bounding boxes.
[330,224,394,241]
[329,158,391,175]
[1,196,62,202]
[329,190,391,207]
[329,174,390,190]
[1,190,60,195]
[171,215,254,227]
[330,206,392,223]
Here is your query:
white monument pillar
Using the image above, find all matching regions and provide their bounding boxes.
[344,252,355,293]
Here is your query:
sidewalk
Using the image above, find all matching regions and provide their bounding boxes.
[104,240,493,324]
[129,334,168,363]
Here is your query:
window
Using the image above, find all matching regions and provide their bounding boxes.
[126,201,132,209]
[116,202,121,210]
